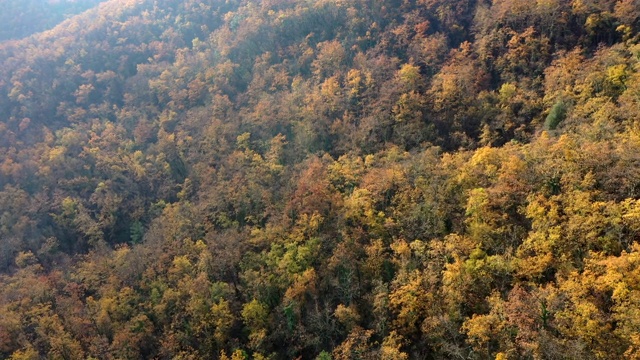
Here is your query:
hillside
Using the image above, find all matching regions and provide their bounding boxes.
[0,0,105,41]
[1,0,640,358]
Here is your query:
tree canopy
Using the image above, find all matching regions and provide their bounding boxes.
[1,0,640,358]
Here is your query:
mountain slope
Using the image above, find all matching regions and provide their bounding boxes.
[1,0,640,358]
[0,0,106,41]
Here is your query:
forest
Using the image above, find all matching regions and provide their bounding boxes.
[1,0,640,358]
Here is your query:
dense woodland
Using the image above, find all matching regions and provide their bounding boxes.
[1,0,640,358]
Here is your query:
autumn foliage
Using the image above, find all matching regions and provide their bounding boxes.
[1,0,640,358]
